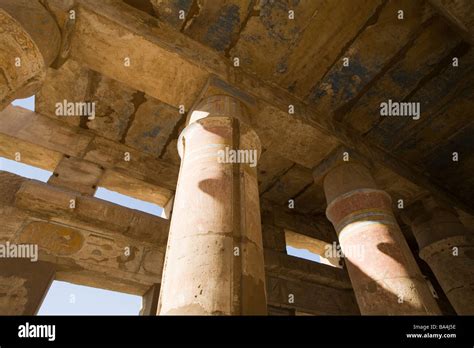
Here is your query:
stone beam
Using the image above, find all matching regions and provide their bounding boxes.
[0,105,178,206]
[429,0,474,43]
[68,0,474,215]
[0,172,169,295]
[271,208,337,245]
[264,250,351,290]
[264,245,357,315]
[266,275,359,315]
[1,172,354,305]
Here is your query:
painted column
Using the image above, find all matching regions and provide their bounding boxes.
[158,95,267,315]
[403,199,474,314]
[0,0,61,110]
[322,162,440,314]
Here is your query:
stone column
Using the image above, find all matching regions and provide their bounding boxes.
[0,259,55,315]
[140,284,160,316]
[315,155,440,314]
[0,0,61,110]
[158,95,267,315]
[403,199,474,315]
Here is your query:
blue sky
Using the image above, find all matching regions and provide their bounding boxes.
[38,281,142,315]
[286,246,320,263]
[4,96,321,315]
[95,187,163,216]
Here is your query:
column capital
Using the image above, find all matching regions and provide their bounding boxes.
[313,147,377,206]
[312,146,373,181]
[188,94,251,125]
[402,197,470,251]
[318,149,440,314]
[186,75,258,126]
[0,0,61,67]
[402,197,474,314]
[0,0,62,108]
[178,94,261,162]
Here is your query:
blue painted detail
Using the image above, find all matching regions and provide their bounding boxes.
[176,0,193,12]
[143,126,161,138]
[260,0,292,42]
[389,69,421,90]
[424,124,474,173]
[309,56,370,104]
[276,60,288,74]
[204,4,241,51]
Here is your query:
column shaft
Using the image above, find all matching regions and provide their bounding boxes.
[324,162,440,315]
[158,95,266,315]
[0,259,55,315]
[405,203,474,314]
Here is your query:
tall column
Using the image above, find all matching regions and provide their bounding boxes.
[0,0,61,110]
[403,199,474,314]
[0,259,55,315]
[158,95,267,315]
[314,152,440,314]
[140,284,160,316]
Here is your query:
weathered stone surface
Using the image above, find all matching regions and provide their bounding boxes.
[323,162,441,315]
[99,169,172,208]
[230,0,322,82]
[251,103,339,168]
[183,0,253,52]
[277,0,382,98]
[266,275,359,315]
[0,0,61,109]
[36,60,90,128]
[0,106,93,158]
[0,259,55,315]
[403,200,474,314]
[85,75,137,141]
[48,156,103,195]
[344,18,461,132]
[264,250,350,289]
[125,96,183,156]
[1,0,473,317]
[72,0,211,109]
[261,223,286,253]
[0,106,178,205]
[429,0,474,43]
[263,164,313,205]
[272,208,337,244]
[257,149,293,192]
[149,0,193,30]
[0,173,168,295]
[309,0,433,112]
[159,96,266,315]
[293,181,327,214]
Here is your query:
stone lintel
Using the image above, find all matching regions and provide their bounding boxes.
[312,145,372,183]
[186,75,257,126]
